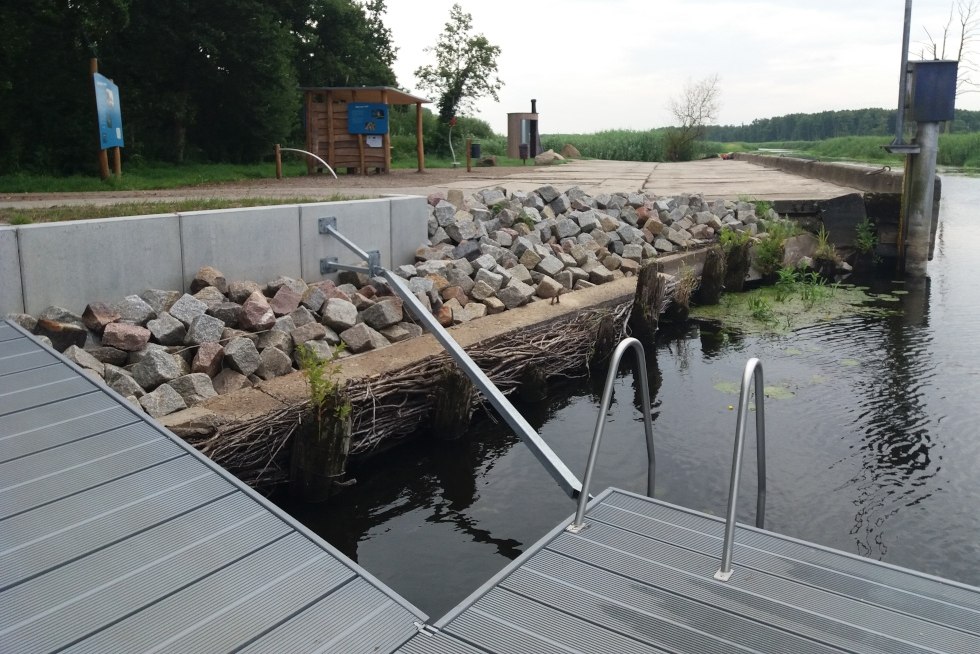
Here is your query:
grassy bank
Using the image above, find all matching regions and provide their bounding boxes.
[730,133,980,168]
[540,130,725,162]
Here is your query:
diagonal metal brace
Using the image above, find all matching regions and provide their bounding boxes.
[318,217,382,277]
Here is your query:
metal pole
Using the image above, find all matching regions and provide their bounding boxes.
[904,122,940,276]
[893,0,913,146]
[382,271,583,498]
[568,338,655,532]
[714,358,767,582]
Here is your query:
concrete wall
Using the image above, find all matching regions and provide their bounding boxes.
[1,196,428,316]
[734,153,907,193]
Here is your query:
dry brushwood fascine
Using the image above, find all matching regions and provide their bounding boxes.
[186,275,678,491]
[193,303,632,489]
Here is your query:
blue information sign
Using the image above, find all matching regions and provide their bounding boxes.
[347,103,389,135]
[93,73,124,149]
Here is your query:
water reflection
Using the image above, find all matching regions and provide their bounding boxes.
[281,175,980,615]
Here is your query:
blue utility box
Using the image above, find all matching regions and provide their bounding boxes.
[908,60,958,122]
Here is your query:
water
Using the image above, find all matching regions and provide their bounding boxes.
[283,175,980,619]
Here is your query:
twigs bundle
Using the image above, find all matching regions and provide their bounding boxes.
[189,288,678,491]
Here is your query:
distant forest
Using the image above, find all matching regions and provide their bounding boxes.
[707,108,980,142]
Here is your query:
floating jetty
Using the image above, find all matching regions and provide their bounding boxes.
[3,312,979,653]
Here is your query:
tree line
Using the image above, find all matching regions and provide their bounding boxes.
[0,0,397,174]
[708,108,980,143]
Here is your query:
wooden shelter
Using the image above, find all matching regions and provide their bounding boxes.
[301,86,430,175]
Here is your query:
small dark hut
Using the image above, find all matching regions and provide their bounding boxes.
[301,86,430,175]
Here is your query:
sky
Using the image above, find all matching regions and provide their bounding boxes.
[382,0,980,134]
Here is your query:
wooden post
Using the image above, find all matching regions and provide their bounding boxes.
[430,367,475,440]
[723,241,751,293]
[517,365,548,403]
[274,143,283,179]
[466,138,472,172]
[381,89,391,174]
[416,102,425,172]
[289,389,351,503]
[695,246,725,305]
[357,133,366,175]
[628,264,666,342]
[112,146,122,177]
[589,314,617,369]
[325,90,336,175]
[304,91,315,175]
[90,58,111,180]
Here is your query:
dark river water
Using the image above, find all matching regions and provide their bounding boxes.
[283,174,980,619]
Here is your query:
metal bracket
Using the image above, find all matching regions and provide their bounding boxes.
[318,217,383,277]
[565,522,588,534]
[714,569,733,582]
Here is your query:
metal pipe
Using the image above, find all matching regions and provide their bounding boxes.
[279,147,338,179]
[893,0,913,146]
[714,358,767,582]
[903,121,940,276]
[381,271,583,498]
[568,337,655,532]
[321,224,374,265]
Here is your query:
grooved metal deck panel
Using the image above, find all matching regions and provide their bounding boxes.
[0,320,425,653]
[413,487,980,654]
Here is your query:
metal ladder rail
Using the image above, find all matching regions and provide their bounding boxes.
[316,219,583,499]
[567,337,655,533]
[714,357,767,582]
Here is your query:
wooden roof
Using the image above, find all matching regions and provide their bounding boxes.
[301,86,430,105]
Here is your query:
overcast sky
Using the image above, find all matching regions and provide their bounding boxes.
[382,0,980,134]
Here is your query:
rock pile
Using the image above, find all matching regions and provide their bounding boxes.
[6,187,771,420]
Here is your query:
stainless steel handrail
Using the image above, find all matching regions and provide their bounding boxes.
[714,358,767,581]
[567,337,655,533]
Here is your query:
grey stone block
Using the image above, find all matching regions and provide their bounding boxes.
[139,383,187,418]
[169,294,208,327]
[132,349,184,390]
[169,373,218,407]
[224,337,261,376]
[340,323,390,353]
[256,346,294,380]
[184,314,225,346]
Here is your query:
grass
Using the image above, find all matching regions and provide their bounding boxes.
[737,133,980,169]
[0,195,359,225]
[0,160,313,194]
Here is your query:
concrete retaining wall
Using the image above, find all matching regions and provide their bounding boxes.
[734,152,907,193]
[0,196,428,315]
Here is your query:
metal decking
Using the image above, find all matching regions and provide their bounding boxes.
[0,319,426,653]
[5,319,980,653]
[401,488,980,653]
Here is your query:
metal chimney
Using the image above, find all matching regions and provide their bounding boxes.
[531,99,537,113]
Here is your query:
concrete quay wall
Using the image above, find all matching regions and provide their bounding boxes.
[0,196,428,315]
[734,153,907,193]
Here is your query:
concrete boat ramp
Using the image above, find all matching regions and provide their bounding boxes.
[3,319,979,653]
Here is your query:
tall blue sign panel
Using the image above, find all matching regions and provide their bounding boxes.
[93,73,124,149]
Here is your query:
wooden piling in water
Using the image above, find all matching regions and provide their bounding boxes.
[695,245,725,305]
[289,390,351,503]
[430,366,476,440]
[629,264,665,342]
[724,242,751,293]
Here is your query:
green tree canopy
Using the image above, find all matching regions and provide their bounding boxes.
[0,0,398,172]
[414,3,503,124]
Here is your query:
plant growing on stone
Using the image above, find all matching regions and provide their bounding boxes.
[295,343,351,428]
[719,227,750,252]
[814,225,837,261]
[855,217,879,257]
[753,200,773,219]
[516,209,536,230]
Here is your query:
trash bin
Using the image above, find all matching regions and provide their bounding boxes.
[470,141,481,159]
[519,143,529,159]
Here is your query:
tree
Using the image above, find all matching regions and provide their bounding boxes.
[921,0,979,96]
[665,74,720,161]
[295,0,397,88]
[414,3,503,124]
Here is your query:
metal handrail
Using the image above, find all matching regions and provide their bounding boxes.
[567,337,655,533]
[714,358,767,581]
